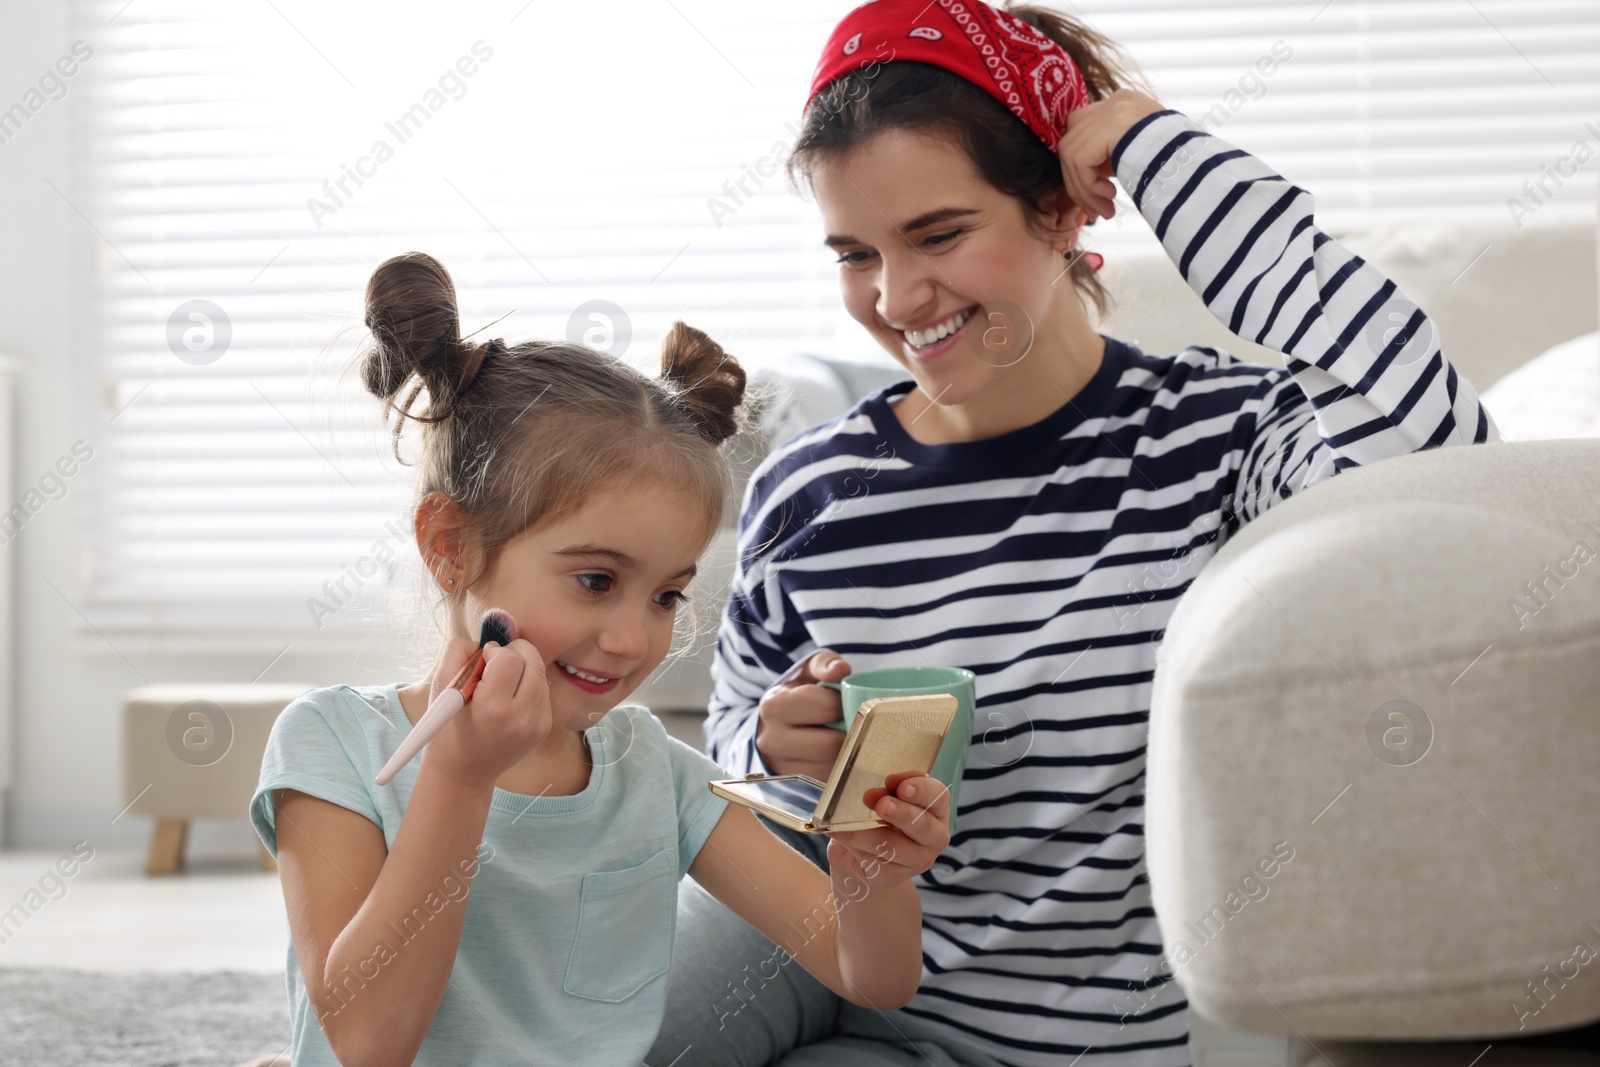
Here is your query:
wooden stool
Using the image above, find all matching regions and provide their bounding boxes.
[121,683,310,875]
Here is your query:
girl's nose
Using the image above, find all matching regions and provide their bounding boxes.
[596,607,649,663]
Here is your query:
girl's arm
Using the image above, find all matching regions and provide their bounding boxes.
[276,637,550,1067]
[687,774,950,1009]
[1062,92,1498,525]
[275,768,492,1066]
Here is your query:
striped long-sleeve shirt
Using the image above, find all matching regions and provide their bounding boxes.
[704,110,1497,1067]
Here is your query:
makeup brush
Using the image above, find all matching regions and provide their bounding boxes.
[375,608,519,785]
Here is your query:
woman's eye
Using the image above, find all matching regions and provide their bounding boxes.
[834,249,874,266]
[925,228,963,246]
[577,573,614,595]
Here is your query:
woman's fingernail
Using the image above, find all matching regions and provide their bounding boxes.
[882,800,898,816]
[901,782,916,800]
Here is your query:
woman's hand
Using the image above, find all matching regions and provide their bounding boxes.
[825,772,950,889]
[422,636,552,790]
[756,649,853,780]
[1056,88,1166,222]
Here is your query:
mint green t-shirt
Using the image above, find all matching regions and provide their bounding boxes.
[249,684,731,1066]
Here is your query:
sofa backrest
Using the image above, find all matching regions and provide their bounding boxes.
[1096,218,1598,393]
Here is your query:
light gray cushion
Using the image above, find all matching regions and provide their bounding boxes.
[1147,439,1600,1039]
[1482,332,1600,441]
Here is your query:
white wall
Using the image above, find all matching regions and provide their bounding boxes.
[0,2,395,853]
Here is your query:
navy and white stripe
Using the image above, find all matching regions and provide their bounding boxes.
[704,111,1497,1067]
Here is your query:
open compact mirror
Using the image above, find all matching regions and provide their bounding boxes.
[708,693,957,834]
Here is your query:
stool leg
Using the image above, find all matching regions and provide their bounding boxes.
[258,840,278,872]
[145,818,188,875]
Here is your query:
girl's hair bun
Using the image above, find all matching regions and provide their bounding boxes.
[659,321,747,446]
[361,252,476,417]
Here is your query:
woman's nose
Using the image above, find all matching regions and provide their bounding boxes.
[875,250,937,329]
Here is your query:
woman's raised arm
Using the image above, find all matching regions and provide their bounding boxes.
[1065,90,1498,524]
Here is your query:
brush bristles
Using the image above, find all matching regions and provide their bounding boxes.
[479,607,518,648]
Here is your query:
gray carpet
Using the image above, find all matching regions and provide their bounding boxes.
[0,968,289,1066]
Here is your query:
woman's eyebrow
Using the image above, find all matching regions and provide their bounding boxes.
[555,545,697,580]
[824,206,980,248]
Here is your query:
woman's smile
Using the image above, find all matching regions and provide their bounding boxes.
[899,305,978,361]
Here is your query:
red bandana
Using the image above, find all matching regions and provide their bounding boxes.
[806,0,1090,156]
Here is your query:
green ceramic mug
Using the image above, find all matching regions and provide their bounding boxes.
[818,666,975,833]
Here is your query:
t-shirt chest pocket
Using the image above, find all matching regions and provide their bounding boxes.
[562,847,676,1003]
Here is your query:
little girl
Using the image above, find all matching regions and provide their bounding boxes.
[249,252,951,1066]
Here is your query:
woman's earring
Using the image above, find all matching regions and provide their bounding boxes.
[1064,248,1104,272]
[447,578,456,586]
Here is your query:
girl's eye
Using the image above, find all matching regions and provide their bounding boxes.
[577,572,614,595]
[656,590,690,609]
[925,228,963,246]
[834,249,874,266]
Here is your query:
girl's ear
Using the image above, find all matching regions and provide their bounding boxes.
[415,491,473,590]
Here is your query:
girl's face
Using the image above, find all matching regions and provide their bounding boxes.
[466,482,709,735]
[812,128,1081,407]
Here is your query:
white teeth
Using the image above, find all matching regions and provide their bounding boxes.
[559,661,611,684]
[906,308,972,349]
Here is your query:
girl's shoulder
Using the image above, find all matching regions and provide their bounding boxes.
[600,705,731,794]
[261,683,409,794]
[252,684,405,855]
[272,682,407,742]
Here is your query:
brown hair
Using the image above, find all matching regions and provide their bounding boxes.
[360,252,748,599]
[788,3,1147,318]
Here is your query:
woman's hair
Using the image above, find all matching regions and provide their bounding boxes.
[788,3,1146,318]
[360,251,748,598]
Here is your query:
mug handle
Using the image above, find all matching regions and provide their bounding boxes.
[816,680,848,730]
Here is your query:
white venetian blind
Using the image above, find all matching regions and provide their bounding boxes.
[1080,0,1600,233]
[71,0,1600,649]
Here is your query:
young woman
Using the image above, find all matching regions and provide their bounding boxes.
[646,3,1496,1066]
[249,252,950,1066]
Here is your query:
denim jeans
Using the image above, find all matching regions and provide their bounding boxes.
[646,816,1013,1067]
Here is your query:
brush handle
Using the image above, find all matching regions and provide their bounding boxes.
[375,687,466,785]
[375,642,500,785]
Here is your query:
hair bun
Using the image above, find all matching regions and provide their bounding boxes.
[361,252,473,417]
[660,321,747,446]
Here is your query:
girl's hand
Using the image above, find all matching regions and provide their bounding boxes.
[825,772,950,890]
[422,636,552,790]
[1056,88,1166,222]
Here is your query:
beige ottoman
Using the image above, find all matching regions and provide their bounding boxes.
[121,683,311,874]
[1147,439,1600,1040]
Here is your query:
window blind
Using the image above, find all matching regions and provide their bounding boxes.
[70,0,1600,650]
